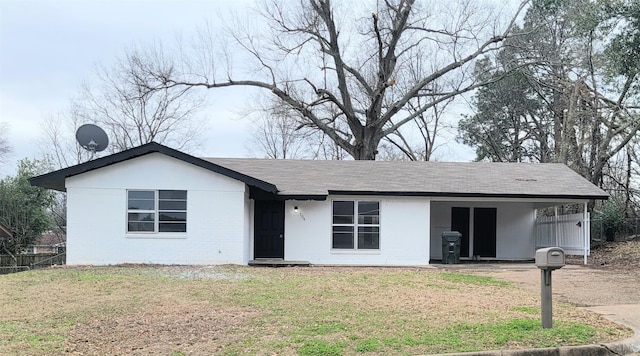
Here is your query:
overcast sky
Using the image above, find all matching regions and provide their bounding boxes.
[0,0,475,175]
[0,0,260,174]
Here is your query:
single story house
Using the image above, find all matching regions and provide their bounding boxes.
[29,142,608,266]
[26,231,66,255]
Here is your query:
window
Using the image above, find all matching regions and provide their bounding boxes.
[332,200,380,250]
[127,190,187,233]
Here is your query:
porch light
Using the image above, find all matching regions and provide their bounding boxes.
[294,206,305,221]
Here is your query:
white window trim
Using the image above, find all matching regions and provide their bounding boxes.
[330,249,381,255]
[331,199,381,251]
[126,233,187,240]
[126,189,187,236]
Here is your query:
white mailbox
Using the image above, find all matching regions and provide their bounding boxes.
[535,247,565,270]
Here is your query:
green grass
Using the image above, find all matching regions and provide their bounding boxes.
[354,337,382,352]
[512,306,539,314]
[0,265,630,355]
[297,339,346,356]
[0,318,72,354]
[440,272,512,286]
[373,319,599,353]
[301,322,349,336]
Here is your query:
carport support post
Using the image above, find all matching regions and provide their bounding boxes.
[541,269,553,328]
[583,202,588,266]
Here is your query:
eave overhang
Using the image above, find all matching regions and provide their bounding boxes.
[29,142,278,194]
[327,190,609,201]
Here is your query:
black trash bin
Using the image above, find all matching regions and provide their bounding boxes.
[441,231,462,264]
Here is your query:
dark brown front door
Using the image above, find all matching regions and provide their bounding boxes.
[254,200,285,259]
[473,207,497,258]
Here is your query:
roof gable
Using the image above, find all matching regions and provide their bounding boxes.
[29,142,277,193]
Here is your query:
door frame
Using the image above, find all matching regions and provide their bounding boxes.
[253,200,285,259]
[472,207,497,258]
[451,207,471,258]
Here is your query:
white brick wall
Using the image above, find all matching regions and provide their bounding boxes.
[65,153,249,265]
[284,196,431,265]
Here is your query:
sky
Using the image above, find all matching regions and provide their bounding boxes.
[0,0,475,175]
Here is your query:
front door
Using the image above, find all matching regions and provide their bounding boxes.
[254,200,285,259]
[473,207,497,258]
[451,207,470,258]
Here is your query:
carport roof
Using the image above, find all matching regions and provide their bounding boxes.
[29,142,608,200]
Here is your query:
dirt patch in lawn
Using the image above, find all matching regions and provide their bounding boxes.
[66,303,260,355]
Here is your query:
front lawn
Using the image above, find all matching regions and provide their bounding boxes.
[0,265,630,355]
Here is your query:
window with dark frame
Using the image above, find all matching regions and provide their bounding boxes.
[127,190,187,233]
[332,200,380,250]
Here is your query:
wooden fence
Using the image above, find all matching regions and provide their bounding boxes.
[0,253,66,274]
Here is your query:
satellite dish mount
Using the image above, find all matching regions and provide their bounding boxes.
[76,124,109,159]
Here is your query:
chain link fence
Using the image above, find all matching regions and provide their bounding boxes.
[591,217,640,242]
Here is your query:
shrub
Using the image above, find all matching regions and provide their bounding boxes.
[595,198,626,241]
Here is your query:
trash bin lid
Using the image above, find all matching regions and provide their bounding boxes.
[442,231,462,241]
[442,231,461,237]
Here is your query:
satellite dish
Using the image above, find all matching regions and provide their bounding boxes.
[76,124,109,158]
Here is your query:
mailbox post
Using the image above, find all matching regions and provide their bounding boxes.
[535,247,565,329]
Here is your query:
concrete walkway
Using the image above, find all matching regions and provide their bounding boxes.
[582,304,640,332]
[582,304,640,355]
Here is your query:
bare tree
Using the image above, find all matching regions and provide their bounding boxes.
[306,124,350,160]
[249,114,307,159]
[383,76,456,161]
[83,45,208,153]
[248,96,353,160]
[39,110,94,169]
[138,0,530,160]
[246,98,312,159]
[0,122,12,165]
[39,44,209,168]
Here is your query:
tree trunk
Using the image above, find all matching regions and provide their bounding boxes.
[351,125,383,160]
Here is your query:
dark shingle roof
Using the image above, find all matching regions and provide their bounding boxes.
[29,141,608,200]
[206,158,608,200]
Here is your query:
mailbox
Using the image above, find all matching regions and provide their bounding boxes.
[535,247,565,328]
[535,247,565,270]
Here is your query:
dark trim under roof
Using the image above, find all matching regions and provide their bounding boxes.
[327,190,607,201]
[28,142,278,193]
